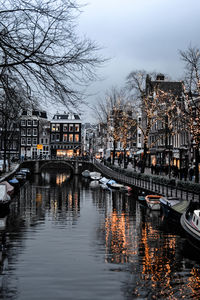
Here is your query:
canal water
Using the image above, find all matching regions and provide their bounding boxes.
[0,168,200,299]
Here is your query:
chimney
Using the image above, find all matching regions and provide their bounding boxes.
[156,74,165,81]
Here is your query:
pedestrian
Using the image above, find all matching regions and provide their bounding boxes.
[189,167,194,181]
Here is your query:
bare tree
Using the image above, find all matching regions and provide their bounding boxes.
[126,70,181,173]
[180,46,200,182]
[0,0,104,110]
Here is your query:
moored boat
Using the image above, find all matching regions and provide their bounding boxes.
[89,172,101,180]
[145,194,162,210]
[138,192,147,206]
[0,184,11,211]
[0,181,14,196]
[99,177,110,184]
[15,171,27,182]
[82,170,90,178]
[180,203,200,245]
[9,178,20,190]
[20,168,31,178]
[160,196,189,222]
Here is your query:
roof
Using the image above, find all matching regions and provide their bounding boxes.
[146,74,183,97]
[52,113,81,120]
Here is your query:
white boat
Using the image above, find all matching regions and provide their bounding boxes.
[89,172,101,180]
[0,181,14,196]
[145,194,162,210]
[81,170,91,178]
[0,184,11,211]
[180,203,200,245]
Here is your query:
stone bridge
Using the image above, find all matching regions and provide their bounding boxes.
[20,158,98,175]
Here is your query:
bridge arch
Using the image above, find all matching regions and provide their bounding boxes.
[38,160,75,173]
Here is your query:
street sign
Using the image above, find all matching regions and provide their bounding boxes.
[37,144,43,150]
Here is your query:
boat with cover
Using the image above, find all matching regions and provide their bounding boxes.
[180,202,200,244]
[160,196,189,222]
[82,170,90,178]
[145,194,162,210]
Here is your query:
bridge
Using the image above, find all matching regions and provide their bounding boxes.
[20,158,98,175]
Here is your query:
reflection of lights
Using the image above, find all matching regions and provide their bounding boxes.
[104,210,137,264]
[140,221,179,295]
[187,268,200,297]
[56,174,68,185]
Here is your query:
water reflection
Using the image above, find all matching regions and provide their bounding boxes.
[0,170,199,299]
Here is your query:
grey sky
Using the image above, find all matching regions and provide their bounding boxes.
[75,0,200,121]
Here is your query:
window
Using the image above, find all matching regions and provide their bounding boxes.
[69,124,74,132]
[51,124,60,132]
[41,138,44,144]
[45,138,48,144]
[75,124,80,132]
[27,128,32,136]
[33,120,38,126]
[21,137,26,145]
[27,120,32,126]
[75,134,79,142]
[63,134,68,142]
[21,128,26,136]
[33,128,37,136]
[21,120,26,126]
[33,138,37,145]
[51,134,55,141]
[63,124,68,131]
[27,138,31,145]
[69,134,73,142]
[56,134,60,141]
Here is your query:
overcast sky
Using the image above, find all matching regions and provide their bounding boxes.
[62,0,200,121]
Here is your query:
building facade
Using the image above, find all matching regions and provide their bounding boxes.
[50,112,82,158]
[20,110,48,159]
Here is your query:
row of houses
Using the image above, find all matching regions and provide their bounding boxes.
[0,110,85,160]
[0,74,199,173]
[92,74,199,171]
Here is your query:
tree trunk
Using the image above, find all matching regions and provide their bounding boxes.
[141,142,148,173]
[112,140,116,165]
[194,147,199,183]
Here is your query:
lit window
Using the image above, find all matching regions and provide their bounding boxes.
[69,134,73,142]
[51,124,60,132]
[75,124,79,132]
[75,134,79,142]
